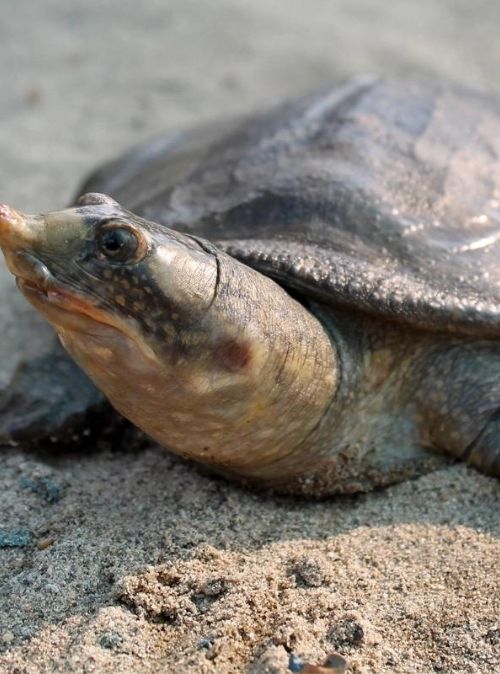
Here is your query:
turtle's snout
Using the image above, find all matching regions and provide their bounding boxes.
[0,205,48,285]
[0,204,33,251]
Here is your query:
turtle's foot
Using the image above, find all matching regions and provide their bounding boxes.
[414,343,500,481]
[464,412,500,477]
[0,345,113,447]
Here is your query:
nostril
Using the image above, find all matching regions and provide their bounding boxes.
[0,203,14,223]
[0,203,21,232]
[0,205,29,248]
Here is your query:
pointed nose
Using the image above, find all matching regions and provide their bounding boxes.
[0,204,34,251]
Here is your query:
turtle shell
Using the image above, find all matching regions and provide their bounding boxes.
[78,76,500,336]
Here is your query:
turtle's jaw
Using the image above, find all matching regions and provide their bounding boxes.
[0,208,115,334]
[1,244,87,326]
[0,222,64,316]
[14,259,128,336]
[16,273,108,333]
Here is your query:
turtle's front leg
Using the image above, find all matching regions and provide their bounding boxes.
[415,342,500,478]
[0,339,113,446]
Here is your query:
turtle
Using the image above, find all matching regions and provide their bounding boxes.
[1,75,500,496]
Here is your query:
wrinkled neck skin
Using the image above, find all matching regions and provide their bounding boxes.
[56,250,338,481]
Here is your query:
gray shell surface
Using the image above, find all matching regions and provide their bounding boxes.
[79,77,500,335]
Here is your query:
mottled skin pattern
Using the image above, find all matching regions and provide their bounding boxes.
[1,76,500,495]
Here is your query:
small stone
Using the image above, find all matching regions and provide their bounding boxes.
[289,555,332,588]
[0,528,33,548]
[99,632,123,650]
[36,536,55,550]
[485,627,499,645]
[19,476,62,503]
[288,652,305,672]
[45,582,60,594]
[18,625,37,640]
[328,617,365,648]
[197,635,215,649]
[200,577,229,597]
[2,631,14,644]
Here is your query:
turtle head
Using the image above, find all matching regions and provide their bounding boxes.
[0,192,217,342]
[0,194,337,483]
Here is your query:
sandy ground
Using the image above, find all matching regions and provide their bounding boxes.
[0,1,499,672]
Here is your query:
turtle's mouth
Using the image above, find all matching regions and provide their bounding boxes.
[0,203,112,330]
[14,256,67,306]
[17,275,85,313]
[8,251,118,332]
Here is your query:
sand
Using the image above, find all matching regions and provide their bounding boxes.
[0,2,499,672]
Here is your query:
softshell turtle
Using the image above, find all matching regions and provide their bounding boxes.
[1,76,500,495]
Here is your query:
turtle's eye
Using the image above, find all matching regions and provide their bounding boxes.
[96,224,140,263]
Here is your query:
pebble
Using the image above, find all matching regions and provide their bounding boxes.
[99,632,123,650]
[2,631,14,645]
[288,652,304,672]
[0,528,33,548]
[19,476,62,504]
[36,537,55,550]
[197,636,215,649]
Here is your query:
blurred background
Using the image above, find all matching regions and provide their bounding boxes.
[1,0,499,213]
